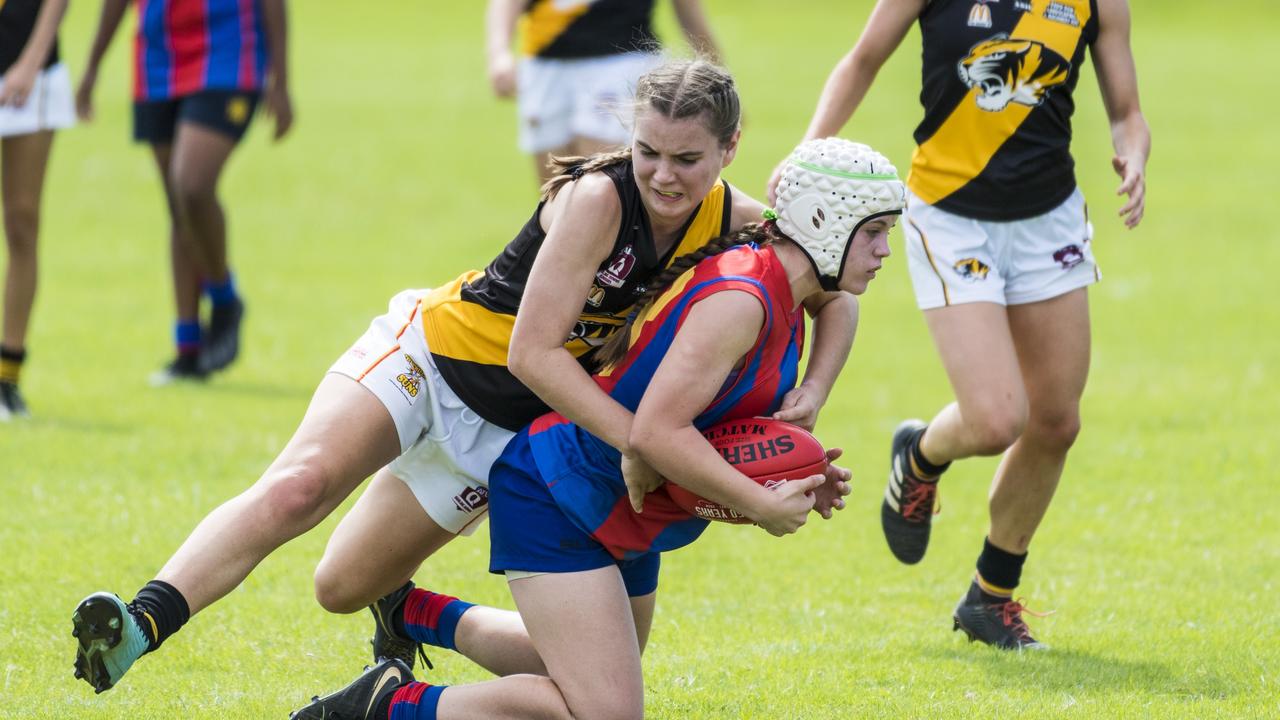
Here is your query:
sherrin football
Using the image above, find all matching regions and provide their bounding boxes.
[666,417,828,524]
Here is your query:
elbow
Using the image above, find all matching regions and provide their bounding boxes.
[627,419,661,461]
[507,342,535,386]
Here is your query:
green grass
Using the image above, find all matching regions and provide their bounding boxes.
[4,1,1278,717]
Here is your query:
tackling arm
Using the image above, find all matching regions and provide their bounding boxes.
[508,174,638,452]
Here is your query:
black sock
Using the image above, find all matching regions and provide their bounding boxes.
[0,346,25,385]
[973,537,1027,602]
[131,580,191,652]
[908,427,950,477]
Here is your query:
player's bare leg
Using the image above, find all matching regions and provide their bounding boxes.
[0,130,54,418]
[170,121,243,372]
[147,142,205,384]
[882,302,1026,563]
[73,374,401,692]
[953,289,1090,649]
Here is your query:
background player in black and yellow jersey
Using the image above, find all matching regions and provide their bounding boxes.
[70,59,860,695]
[0,0,73,419]
[486,0,720,183]
[769,0,1149,649]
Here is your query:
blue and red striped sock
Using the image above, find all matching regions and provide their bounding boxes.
[203,273,239,307]
[400,589,473,652]
[175,320,201,356]
[385,681,447,720]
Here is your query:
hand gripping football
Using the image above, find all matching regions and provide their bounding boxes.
[666,417,828,523]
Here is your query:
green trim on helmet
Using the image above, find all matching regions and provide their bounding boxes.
[791,159,900,181]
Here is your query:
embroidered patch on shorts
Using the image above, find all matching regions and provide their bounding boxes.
[390,353,427,405]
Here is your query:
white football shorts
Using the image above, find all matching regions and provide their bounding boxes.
[328,289,516,536]
[516,50,660,153]
[0,62,75,138]
[903,187,1100,309]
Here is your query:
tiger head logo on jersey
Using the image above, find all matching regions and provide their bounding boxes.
[955,258,991,281]
[958,35,1072,112]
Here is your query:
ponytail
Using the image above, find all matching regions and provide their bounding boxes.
[594,222,777,370]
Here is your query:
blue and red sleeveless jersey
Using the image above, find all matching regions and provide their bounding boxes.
[133,0,269,101]
[526,244,805,560]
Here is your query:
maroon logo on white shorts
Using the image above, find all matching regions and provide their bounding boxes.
[1053,244,1084,269]
[454,485,489,513]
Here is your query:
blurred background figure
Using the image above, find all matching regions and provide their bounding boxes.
[486,0,721,184]
[0,0,73,419]
[75,0,294,384]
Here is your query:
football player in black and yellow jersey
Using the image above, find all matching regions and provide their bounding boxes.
[770,0,1150,649]
[0,0,72,419]
[70,59,861,696]
[486,0,720,183]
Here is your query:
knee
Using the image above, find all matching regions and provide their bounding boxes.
[168,174,217,216]
[965,406,1027,456]
[3,201,39,253]
[257,462,333,527]
[312,562,367,615]
[1027,407,1082,452]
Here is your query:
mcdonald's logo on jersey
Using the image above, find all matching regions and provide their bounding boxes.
[968,1,996,28]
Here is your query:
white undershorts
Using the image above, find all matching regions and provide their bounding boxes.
[0,62,75,138]
[516,51,660,153]
[328,289,516,535]
[903,187,1100,309]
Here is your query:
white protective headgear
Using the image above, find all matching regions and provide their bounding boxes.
[773,138,907,291]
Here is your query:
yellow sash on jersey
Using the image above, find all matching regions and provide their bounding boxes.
[519,0,593,57]
[908,0,1094,205]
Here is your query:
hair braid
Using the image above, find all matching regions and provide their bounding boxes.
[594,222,776,370]
[539,148,634,201]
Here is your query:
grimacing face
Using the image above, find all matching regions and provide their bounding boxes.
[630,109,738,229]
[838,216,897,295]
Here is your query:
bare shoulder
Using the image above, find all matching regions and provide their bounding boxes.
[542,171,622,233]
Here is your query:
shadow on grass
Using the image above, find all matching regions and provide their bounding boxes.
[921,643,1240,700]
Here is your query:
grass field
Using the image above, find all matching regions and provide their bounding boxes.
[3,1,1278,717]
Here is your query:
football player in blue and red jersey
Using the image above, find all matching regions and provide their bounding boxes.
[292,138,906,720]
[75,0,293,382]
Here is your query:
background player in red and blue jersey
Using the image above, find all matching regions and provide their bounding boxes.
[291,137,907,720]
[75,0,293,382]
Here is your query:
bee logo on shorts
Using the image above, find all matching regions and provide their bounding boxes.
[957,35,1071,112]
[226,96,251,126]
[453,485,489,514]
[392,354,427,404]
[954,258,991,281]
[1053,244,1084,269]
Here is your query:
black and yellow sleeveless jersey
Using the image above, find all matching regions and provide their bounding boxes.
[421,161,733,431]
[0,0,60,74]
[909,0,1099,220]
[519,0,657,59]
